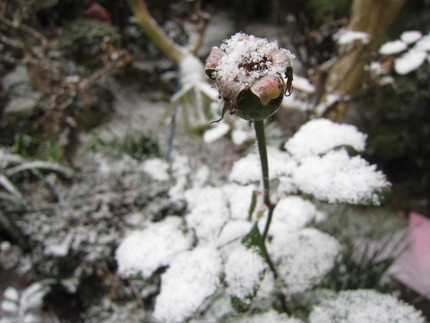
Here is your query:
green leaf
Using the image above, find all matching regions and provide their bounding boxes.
[247,190,260,221]
[241,223,269,261]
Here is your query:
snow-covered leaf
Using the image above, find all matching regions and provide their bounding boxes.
[153,246,222,323]
[269,228,341,293]
[115,216,193,279]
[379,40,408,55]
[185,187,229,242]
[394,49,427,75]
[400,30,422,44]
[293,150,389,205]
[285,118,367,160]
[225,242,267,308]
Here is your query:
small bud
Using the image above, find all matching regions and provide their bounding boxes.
[205,33,294,122]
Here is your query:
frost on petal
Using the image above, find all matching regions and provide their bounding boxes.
[115,217,192,279]
[227,309,303,323]
[400,30,423,44]
[379,40,408,55]
[185,187,229,242]
[216,32,294,87]
[269,228,341,294]
[309,289,425,323]
[394,49,427,75]
[153,246,222,323]
[293,150,389,205]
[285,119,367,160]
[224,244,267,302]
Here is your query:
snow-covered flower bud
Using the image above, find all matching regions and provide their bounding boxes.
[205,32,294,122]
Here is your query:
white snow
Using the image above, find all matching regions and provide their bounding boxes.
[216,32,294,86]
[284,118,367,160]
[153,246,222,323]
[293,75,316,93]
[221,183,256,220]
[232,309,303,323]
[379,40,408,55]
[115,216,193,279]
[229,147,295,185]
[309,289,425,323]
[336,30,370,45]
[217,219,253,246]
[394,49,427,74]
[224,243,267,301]
[185,187,230,242]
[203,122,230,143]
[400,30,422,44]
[264,196,326,232]
[414,34,430,51]
[141,158,169,181]
[293,150,389,204]
[3,287,19,302]
[268,228,341,293]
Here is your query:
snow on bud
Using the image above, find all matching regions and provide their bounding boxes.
[205,32,294,122]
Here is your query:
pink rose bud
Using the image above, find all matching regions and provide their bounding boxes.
[205,32,294,122]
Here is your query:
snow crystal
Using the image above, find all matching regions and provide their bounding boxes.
[268,228,341,293]
[414,34,430,51]
[336,30,369,45]
[216,32,294,86]
[224,244,267,301]
[153,246,222,323]
[203,122,230,143]
[379,40,407,55]
[293,75,316,93]
[115,216,192,279]
[400,30,423,44]
[185,187,230,242]
[293,150,389,204]
[141,158,169,181]
[394,49,427,75]
[309,289,425,323]
[230,309,303,323]
[285,118,367,160]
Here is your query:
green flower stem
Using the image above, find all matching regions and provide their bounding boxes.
[254,120,289,313]
[253,120,276,241]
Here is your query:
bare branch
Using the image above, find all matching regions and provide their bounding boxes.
[127,0,185,65]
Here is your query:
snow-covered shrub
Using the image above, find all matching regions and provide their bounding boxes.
[113,33,415,323]
[308,289,426,323]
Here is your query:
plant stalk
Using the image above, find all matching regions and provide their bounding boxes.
[253,120,276,240]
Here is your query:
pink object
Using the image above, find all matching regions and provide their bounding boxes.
[390,212,430,300]
[84,2,111,24]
